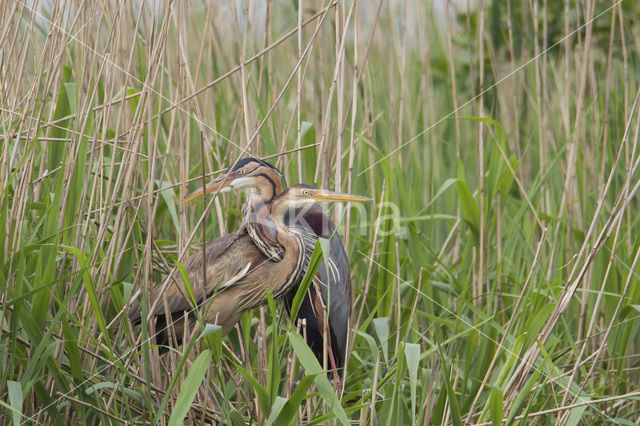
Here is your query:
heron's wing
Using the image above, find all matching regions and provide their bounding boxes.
[285,205,353,372]
[323,227,352,369]
[130,231,266,321]
[310,209,351,369]
[300,207,334,239]
[164,231,266,312]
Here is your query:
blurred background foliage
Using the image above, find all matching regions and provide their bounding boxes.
[1,0,640,424]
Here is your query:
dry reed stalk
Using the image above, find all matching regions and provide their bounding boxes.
[313,0,355,185]
[504,84,640,411]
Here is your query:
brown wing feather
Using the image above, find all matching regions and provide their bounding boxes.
[129,230,266,322]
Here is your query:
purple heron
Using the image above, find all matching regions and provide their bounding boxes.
[130,176,368,378]
[182,158,357,378]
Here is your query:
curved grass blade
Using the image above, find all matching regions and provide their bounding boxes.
[167,349,212,426]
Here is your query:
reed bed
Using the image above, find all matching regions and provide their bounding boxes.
[1,1,639,424]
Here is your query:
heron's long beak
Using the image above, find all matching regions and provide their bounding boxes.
[181,172,233,204]
[311,189,371,203]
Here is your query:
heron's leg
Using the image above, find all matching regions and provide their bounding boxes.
[290,319,308,395]
[187,315,200,343]
[310,285,342,392]
[290,369,305,394]
[327,340,342,392]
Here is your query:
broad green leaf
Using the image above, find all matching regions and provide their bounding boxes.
[168,350,212,426]
[357,330,379,359]
[121,281,133,306]
[610,419,638,426]
[158,180,179,231]
[497,156,519,204]
[319,237,332,286]
[453,173,480,233]
[274,374,317,425]
[430,178,460,208]
[126,87,141,112]
[199,323,222,338]
[199,324,222,363]
[300,121,316,182]
[7,380,23,426]
[405,343,420,422]
[264,396,288,426]
[372,317,389,362]
[63,82,77,114]
[489,387,503,426]
[288,332,349,425]
[460,116,508,200]
[153,328,211,425]
[48,65,73,170]
[265,288,281,407]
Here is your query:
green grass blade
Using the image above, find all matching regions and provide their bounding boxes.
[438,346,462,426]
[489,387,503,426]
[264,396,288,426]
[405,343,420,423]
[287,331,349,425]
[289,239,324,321]
[274,374,317,425]
[6,380,23,426]
[167,349,212,426]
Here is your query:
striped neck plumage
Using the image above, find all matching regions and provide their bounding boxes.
[243,192,285,261]
[240,164,286,261]
[271,220,315,298]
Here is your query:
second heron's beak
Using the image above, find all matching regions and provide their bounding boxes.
[181,172,234,204]
[310,189,371,203]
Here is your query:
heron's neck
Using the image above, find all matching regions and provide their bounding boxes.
[270,206,315,295]
[243,189,285,261]
[240,169,284,229]
[241,170,286,260]
[251,168,285,204]
[271,203,316,254]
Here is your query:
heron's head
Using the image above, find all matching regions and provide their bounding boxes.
[181,157,285,204]
[272,184,370,217]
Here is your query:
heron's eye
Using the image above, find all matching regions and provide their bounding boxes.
[303,190,310,196]
[237,169,244,175]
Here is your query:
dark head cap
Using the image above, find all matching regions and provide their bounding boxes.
[224,157,286,186]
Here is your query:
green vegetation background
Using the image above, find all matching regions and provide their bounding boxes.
[1,1,639,424]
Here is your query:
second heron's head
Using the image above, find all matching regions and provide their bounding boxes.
[181,157,286,204]
[272,184,371,219]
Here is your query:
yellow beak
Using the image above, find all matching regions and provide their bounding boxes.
[310,189,371,203]
[180,173,231,204]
